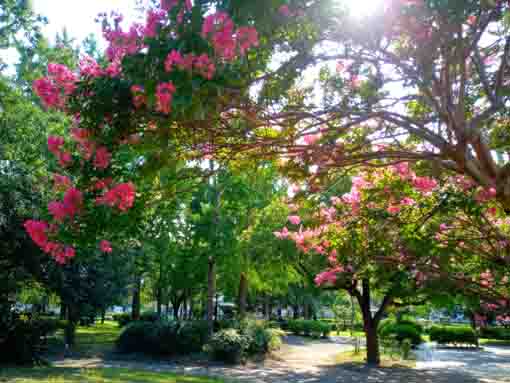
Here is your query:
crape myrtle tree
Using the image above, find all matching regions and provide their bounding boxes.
[24,0,328,263]
[275,164,510,365]
[257,0,510,209]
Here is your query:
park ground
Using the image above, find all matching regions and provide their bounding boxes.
[1,322,509,383]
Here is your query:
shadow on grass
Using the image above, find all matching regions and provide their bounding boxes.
[0,367,224,383]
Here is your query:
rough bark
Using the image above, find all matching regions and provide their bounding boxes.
[238,272,248,318]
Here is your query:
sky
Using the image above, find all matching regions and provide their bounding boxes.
[32,0,140,46]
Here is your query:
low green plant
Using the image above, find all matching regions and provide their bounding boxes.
[205,329,249,363]
[379,321,423,346]
[429,325,478,347]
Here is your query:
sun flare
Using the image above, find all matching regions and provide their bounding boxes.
[342,0,386,18]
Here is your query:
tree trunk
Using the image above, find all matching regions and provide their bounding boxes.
[292,304,299,319]
[132,275,141,321]
[365,322,380,366]
[156,285,162,318]
[173,302,180,320]
[60,304,67,320]
[207,256,216,337]
[64,304,79,348]
[238,272,248,318]
[304,303,310,319]
[101,308,106,324]
[264,295,270,320]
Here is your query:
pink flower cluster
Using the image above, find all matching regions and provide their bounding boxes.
[33,64,77,109]
[24,220,76,264]
[48,136,73,167]
[155,82,176,114]
[96,182,136,211]
[164,50,216,80]
[201,12,258,60]
[48,188,83,222]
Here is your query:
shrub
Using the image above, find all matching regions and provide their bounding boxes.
[205,329,249,363]
[379,321,423,346]
[429,325,478,346]
[176,321,209,353]
[287,320,331,338]
[0,314,64,365]
[140,311,160,322]
[112,313,132,327]
[480,326,510,340]
[116,320,209,355]
[240,320,283,355]
[116,321,156,354]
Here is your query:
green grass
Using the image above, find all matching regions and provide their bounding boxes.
[0,367,225,383]
[48,320,121,357]
[334,349,416,368]
[331,330,365,338]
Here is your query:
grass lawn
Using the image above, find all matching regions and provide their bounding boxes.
[0,367,224,383]
[331,330,365,338]
[48,320,122,357]
[334,349,416,368]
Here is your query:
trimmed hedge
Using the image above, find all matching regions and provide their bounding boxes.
[287,320,332,338]
[112,311,159,327]
[429,325,478,346]
[379,322,423,346]
[480,326,510,340]
[116,320,209,355]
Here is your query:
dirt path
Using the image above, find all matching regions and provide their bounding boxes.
[52,336,504,383]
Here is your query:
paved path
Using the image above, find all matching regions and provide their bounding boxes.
[52,336,509,383]
[416,343,510,383]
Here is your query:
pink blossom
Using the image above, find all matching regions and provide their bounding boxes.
[201,12,236,59]
[130,85,146,109]
[288,215,301,225]
[274,227,290,239]
[94,147,112,170]
[57,151,73,167]
[33,78,61,108]
[48,201,68,222]
[24,220,49,248]
[100,240,113,253]
[236,26,259,55]
[164,50,184,72]
[387,205,401,214]
[144,9,167,38]
[476,187,497,203]
[155,82,176,114]
[193,53,216,79]
[330,196,342,206]
[63,188,83,218]
[53,174,72,191]
[70,128,91,143]
[278,5,292,17]
[400,197,415,206]
[412,176,437,193]
[303,134,320,145]
[79,56,103,77]
[48,136,65,155]
[96,182,136,211]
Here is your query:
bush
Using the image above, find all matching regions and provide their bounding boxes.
[116,321,156,354]
[240,320,282,355]
[205,329,249,363]
[176,321,209,353]
[429,325,478,346]
[112,313,132,327]
[116,320,209,355]
[379,321,423,346]
[480,326,510,340]
[0,314,65,365]
[287,320,331,338]
[113,312,159,328]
